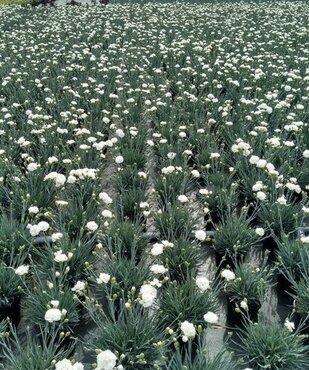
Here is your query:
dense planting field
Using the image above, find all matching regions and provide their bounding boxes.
[0,1,309,369]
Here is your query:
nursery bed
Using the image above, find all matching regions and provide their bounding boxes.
[0,1,309,369]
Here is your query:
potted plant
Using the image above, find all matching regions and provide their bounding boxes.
[234,321,309,369]
[222,262,272,327]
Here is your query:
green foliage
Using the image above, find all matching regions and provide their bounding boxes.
[0,264,22,309]
[89,308,166,370]
[0,0,30,6]
[224,262,272,305]
[103,221,149,261]
[168,335,236,370]
[158,280,219,331]
[161,238,203,282]
[234,321,309,369]
[155,205,195,241]
[0,323,72,370]
[24,274,80,331]
[214,212,261,257]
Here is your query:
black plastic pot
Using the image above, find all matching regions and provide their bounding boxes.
[262,236,278,260]
[227,300,261,328]
[0,298,21,326]
[277,274,295,305]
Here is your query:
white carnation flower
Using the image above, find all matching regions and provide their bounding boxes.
[14,265,29,276]
[97,273,111,284]
[29,224,41,236]
[255,228,265,236]
[115,155,124,164]
[139,284,157,308]
[71,281,86,294]
[99,192,113,204]
[44,308,65,323]
[178,195,188,203]
[150,264,167,274]
[101,210,113,218]
[86,221,98,231]
[196,276,210,291]
[51,232,63,242]
[303,150,309,158]
[96,350,117,370]
[28,206,39,214]
[150,243,164,256]
[180,321,196,339]
[221,269,236,281]
[284,319,295,332]
[204,311,219,324]
[54,250,69,263]
[194,230,206,241]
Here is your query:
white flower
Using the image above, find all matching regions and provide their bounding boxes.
[115,129,124,138]
[28,206,39,214]
[55,359,84,370]
[27,162,39,172]
[51,232,63,242]
[255,228,265,236]
[139,284,157,308]
[182,335,188,342]
[44,172,66,187]
[210,152,220,158]
[191,170,200,178]
[302,206,309,214]
[115,155,124,164]
[221,269,236,281]
[56,200,69,206]
[303,150,309,158]
[51,300,60,308]
[150,243,164,256]
[178,195,188,203]
[29,224,41,236]
[101,210,113,218]
[162,165,175,174]
[277,195,287,205]
[44,308,64,323]
[54,250,68,262]
[138,171,147,179]
[249,155,260,164]
[204,311,219,324]
[86,221,98,232]
[240,299,248,311]
[256,191,267,201]
[96,350,117,370]
[162,240,174,248]
[97,273,110,284]
[71,281,86,294]
[300,236,309,244]
[150,264,167,274]
[180,321,196,339]
[67,175,76,184]
[38,221,49,232]
[284,319,295,332]
[14,265,29,276]
[256,159,267,168]
[55,359,73,370]
[252,181,264,192]
[72,364,84,370]
[99,192,113,204]
[196,277,210,291]
[194,230,206,241]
